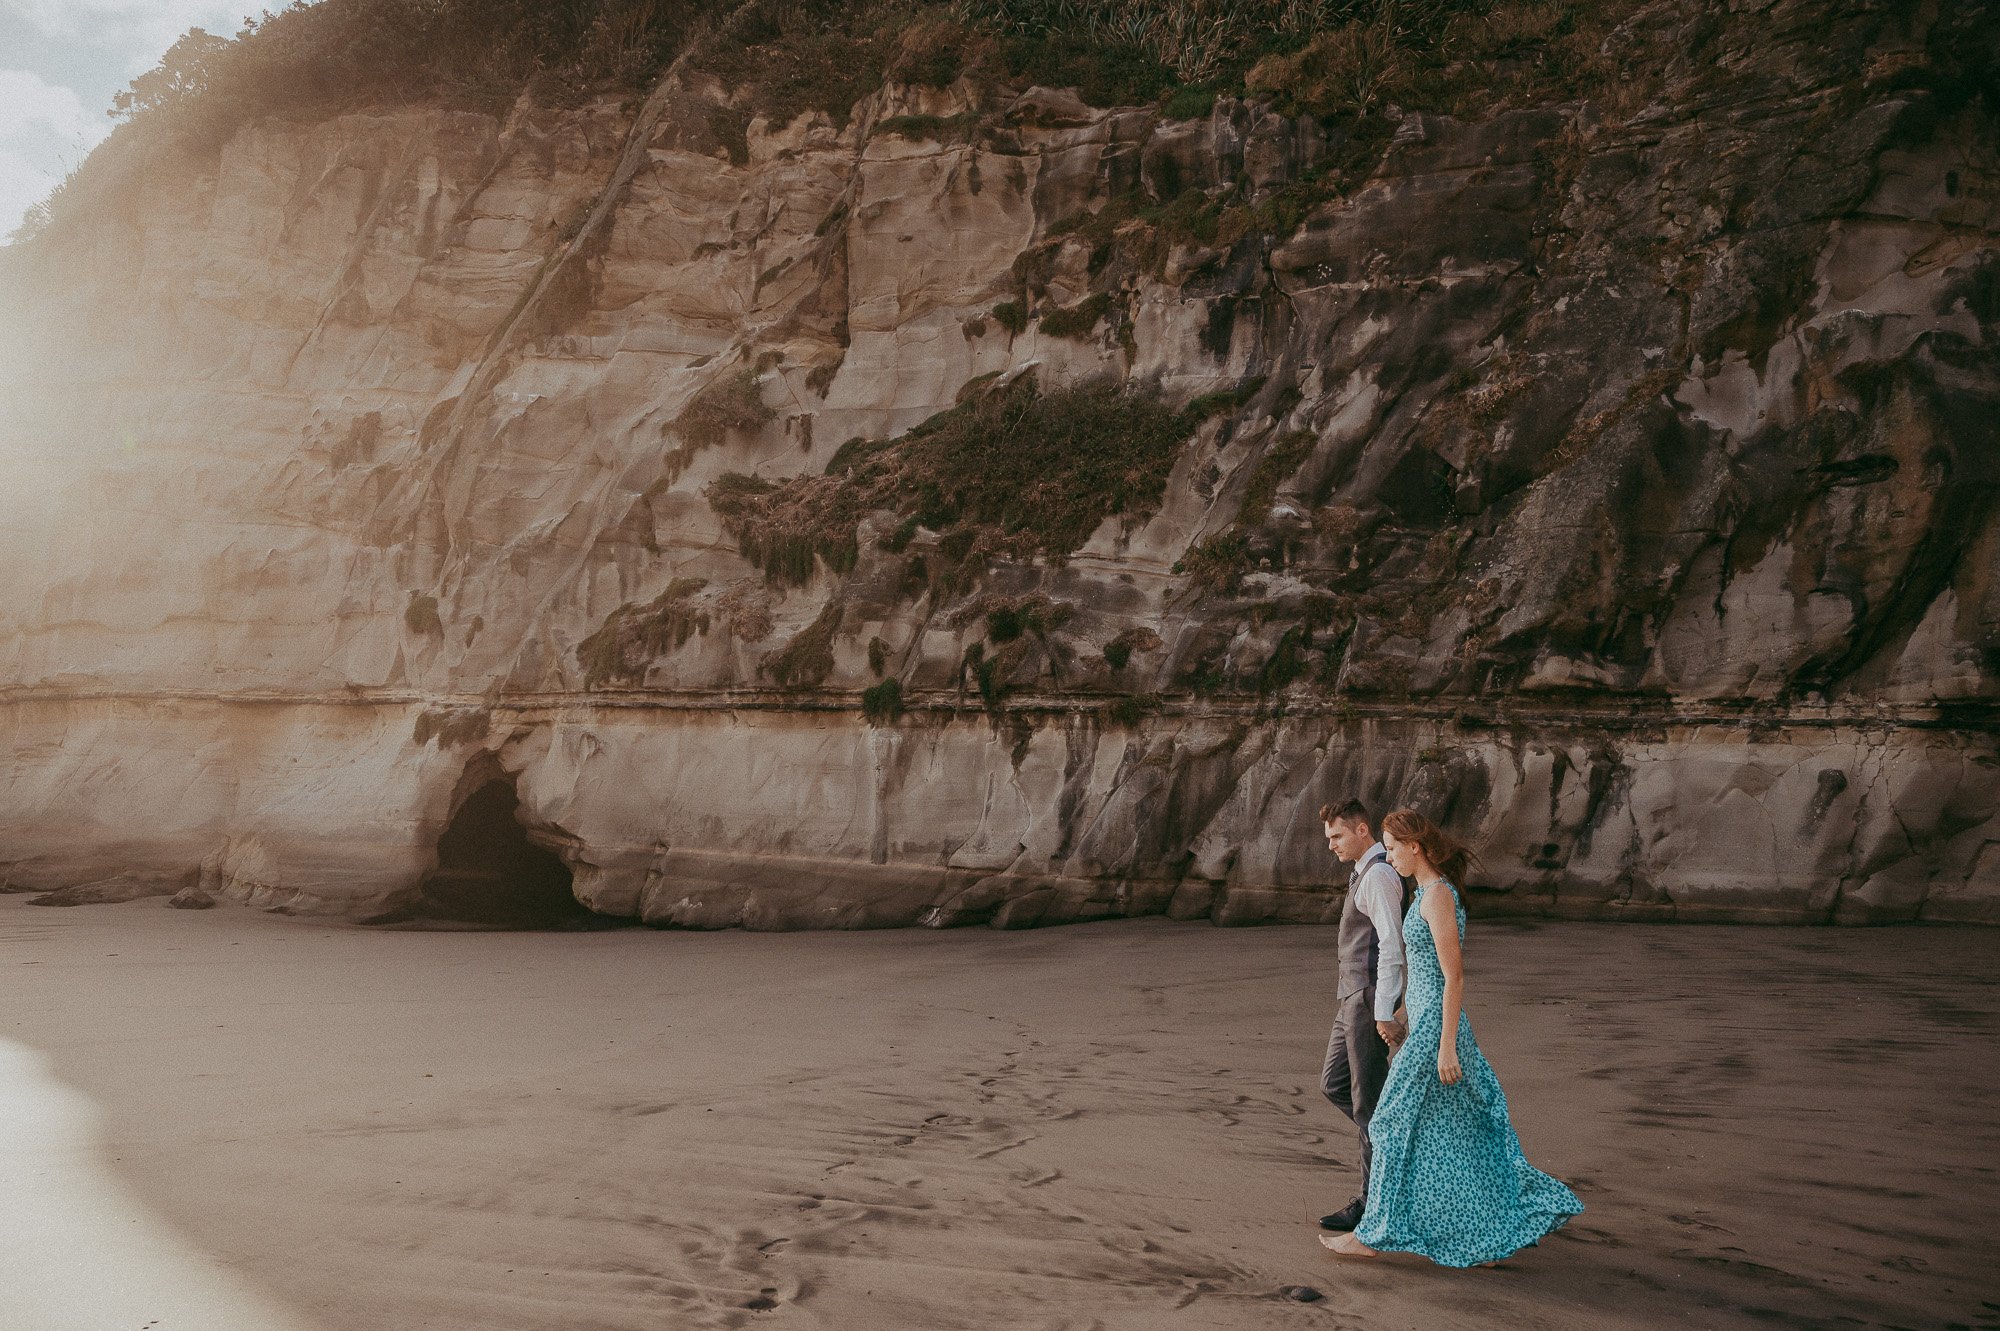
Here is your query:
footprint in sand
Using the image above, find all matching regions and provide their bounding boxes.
[974,1135,1037,1159]
[737,1277,811,1315]
[1669,1213,1735,1234]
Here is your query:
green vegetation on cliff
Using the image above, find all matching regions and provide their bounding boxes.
[97,0,1635,146]
[17,0,1648,244]
[114,1,706,137]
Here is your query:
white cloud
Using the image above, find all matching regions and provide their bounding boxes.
[0,68,96,142]
[2,1,247,67]
[0,1,250,239]
[0,144,62,240]
[0,68,108,237]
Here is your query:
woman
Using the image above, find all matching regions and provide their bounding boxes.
[1321,808,1582,1267]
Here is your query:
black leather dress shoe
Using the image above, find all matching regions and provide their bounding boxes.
[1317,1199,1365,1231]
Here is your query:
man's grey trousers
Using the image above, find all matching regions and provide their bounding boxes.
[1320,991,1392,1201]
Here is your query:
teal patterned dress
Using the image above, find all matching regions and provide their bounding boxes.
[1354,880,1582,1266]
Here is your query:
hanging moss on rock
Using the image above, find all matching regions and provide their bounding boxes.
[760,600,844,688]
[706,373,1201,587]
[577,577,710,688]
[860,677,904,723]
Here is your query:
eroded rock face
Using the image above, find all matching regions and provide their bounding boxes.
[0,0,1994,923]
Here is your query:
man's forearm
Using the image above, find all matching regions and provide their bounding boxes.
[1372,962,1405,1022]
[1361,875,1407,1021]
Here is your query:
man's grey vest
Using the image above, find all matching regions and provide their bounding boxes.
[1337,846,1392,1004]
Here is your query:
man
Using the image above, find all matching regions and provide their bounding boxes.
[1316,799,1408,1232]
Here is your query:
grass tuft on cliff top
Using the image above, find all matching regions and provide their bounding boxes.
[706,373,1200,587]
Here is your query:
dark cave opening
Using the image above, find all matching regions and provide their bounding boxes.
[414,776,603,928]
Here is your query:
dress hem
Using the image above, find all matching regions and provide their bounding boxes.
[1357,1206,1582,1268]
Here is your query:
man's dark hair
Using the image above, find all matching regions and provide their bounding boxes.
[1318,799,1372,829]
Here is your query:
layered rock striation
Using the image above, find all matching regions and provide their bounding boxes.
[1,0,1994,924]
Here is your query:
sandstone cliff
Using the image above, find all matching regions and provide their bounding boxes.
[0,0,1994,925]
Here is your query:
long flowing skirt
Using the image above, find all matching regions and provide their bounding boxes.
[1354,1010,1582,1267]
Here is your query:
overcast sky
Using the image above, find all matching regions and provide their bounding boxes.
[1,0,249,240]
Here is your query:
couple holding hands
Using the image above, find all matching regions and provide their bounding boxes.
[1313,801,1582,1267]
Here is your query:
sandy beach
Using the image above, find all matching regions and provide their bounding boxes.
[1,896,1995,1331]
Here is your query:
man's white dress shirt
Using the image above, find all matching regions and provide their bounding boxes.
[1352,843,1406,1022]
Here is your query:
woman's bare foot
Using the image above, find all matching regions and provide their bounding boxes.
[1320,1232,1377,1258]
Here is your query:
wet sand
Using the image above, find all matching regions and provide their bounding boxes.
[1,895,1995,1331]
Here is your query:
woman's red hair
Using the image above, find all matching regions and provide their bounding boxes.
[1382,808,1477,884]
